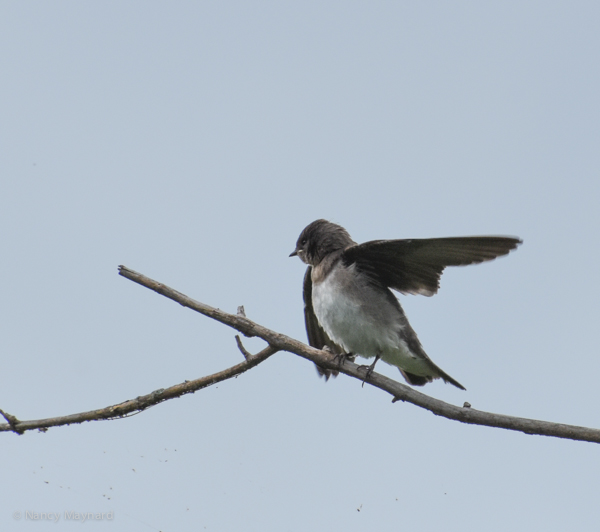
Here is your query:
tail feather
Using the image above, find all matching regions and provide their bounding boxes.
[400,366,466,391]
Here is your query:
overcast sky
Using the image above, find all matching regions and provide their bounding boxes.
[2,2,600,531]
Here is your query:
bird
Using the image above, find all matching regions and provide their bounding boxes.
[290,219,522,389]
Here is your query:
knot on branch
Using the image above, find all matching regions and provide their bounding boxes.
[0,409,24,435]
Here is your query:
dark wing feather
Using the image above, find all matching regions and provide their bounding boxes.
[342,236,521,296]
[302,266,343,380]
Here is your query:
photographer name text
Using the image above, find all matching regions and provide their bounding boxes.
[14,510,114,523]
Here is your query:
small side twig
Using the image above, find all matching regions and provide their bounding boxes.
[235,335,254,360]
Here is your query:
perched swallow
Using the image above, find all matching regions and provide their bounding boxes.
[290,220,521,389]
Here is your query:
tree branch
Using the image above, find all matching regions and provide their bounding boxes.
[0,342,278,434]
[2,265,598,444]
[115,266,600,444]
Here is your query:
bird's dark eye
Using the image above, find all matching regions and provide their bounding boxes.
[301,239,307,246]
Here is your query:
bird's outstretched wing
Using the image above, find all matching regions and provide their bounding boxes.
[302,266,344,380]
[342,236,522,296]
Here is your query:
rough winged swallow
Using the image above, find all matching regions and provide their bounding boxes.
[290,219,521,389]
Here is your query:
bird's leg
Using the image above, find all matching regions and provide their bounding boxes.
[357,354,381,387]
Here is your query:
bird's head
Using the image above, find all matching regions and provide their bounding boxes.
[290,219,354,266]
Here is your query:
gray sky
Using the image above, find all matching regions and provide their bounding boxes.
[2,2,599,530]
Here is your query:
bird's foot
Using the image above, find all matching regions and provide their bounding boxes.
[332,352,355,369]
[357,355,381,387]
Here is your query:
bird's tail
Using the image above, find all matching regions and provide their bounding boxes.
[400,364,466,391]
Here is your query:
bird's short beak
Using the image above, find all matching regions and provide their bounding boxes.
[289,250,298,257]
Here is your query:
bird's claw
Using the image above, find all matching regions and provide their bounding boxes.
[332,352,354,369]
[357,355,381,387]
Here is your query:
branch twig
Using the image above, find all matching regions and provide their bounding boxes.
[0,343,278,434]
[235,335,253,360]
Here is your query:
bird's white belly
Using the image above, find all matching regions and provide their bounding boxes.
[312,270,399,359]
[311,266,431,375]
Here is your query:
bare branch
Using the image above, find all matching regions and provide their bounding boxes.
[115,266,600,444]
[0,344,278,434]
[2,265,598,444]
